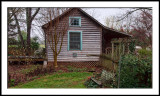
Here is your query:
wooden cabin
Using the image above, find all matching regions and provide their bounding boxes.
[42,8,131,66]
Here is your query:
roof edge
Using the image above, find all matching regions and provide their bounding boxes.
[42,8,132,37]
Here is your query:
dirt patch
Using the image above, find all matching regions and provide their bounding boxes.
[8,64,29,74]
[8,64,42,74]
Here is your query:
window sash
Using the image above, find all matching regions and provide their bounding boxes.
[69,17,81,27]
[69,32,80,50]
[70,18,79,26]
[68,31,82,51]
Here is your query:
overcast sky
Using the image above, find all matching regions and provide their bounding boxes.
[83,8,130,25]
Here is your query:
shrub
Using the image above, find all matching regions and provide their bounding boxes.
[31,41,40,51]
[115,54,152,88]
[17,31,40,52]
[138,49,152,58]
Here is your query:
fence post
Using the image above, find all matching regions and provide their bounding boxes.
[118,55,122,88]
[128,42,130,54]
[122,43,125,55]
[43,60,47,68]
[111,42,114,60]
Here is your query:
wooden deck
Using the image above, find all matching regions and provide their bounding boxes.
[8,56,45,62]
[8,58,45,61]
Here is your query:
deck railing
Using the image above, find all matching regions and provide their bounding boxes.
[105,47,112,55]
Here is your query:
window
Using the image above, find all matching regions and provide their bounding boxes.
[69,17,81,27]
[68,31,82,50]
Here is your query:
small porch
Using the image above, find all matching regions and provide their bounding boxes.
[102,28,131,61]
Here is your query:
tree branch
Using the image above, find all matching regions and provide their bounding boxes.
[116,8,152,22]
[31,8,40,22]
[8,8,22,23]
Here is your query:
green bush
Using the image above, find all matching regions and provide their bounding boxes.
[31,36,40,50]
[31,41,40,50]
[138,49,152,58]
[115,54,152,88]
[17,31,40,51]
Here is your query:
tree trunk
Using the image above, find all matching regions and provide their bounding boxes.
[26,8,40,56]
[26,23,31,55]
[54,52,58,68]
[26,8,32,56]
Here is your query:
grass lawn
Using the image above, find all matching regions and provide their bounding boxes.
[13,72,93,88]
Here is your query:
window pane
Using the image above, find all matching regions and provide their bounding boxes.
[70,18,79,26]
[69,32,81,50]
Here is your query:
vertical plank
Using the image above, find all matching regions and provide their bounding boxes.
[122,43,125,55]
[112,42,114,60]
[128,43,130,54]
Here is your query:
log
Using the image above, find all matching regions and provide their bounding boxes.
[91,77,102,85]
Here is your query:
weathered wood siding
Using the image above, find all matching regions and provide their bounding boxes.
[46,9,102,62]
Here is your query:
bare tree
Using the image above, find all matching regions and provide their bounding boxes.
[105,8,152,34]
[105,16,126,32]
[130,9,152,49]
[116,8,152,22]
[26,8,40,55]
[105,16,120,29]
[8,7,40,55]
[117,8,152,49]
[114,8,152,48]
[8,8,22,37]
[8,8,26,49]
[42,8,69,68]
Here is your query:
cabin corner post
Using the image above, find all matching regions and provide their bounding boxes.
[100,28,103,55]
[42,28,47,60]
[42,28,48,67]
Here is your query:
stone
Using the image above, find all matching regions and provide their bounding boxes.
[43,61,47,68]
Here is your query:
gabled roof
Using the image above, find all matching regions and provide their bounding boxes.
[42,8,131,37]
